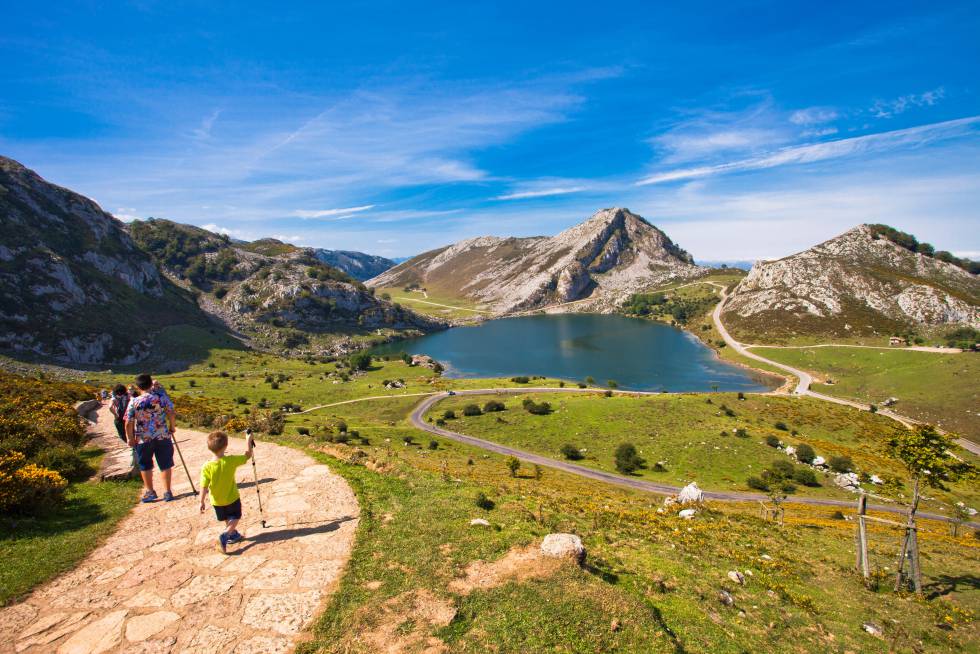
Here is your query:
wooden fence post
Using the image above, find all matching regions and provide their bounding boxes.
[855,492,870,578]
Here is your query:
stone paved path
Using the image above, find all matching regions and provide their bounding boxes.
[0,406,359,654]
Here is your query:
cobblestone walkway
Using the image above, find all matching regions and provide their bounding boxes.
[1,406,359,654]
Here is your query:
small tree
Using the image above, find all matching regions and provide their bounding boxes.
[462,403,482,416]
[585,376,596,386]
[828,455,853,473]
[507,456,520,477]
[560,444,583,460]
[442,409,456,420]
[614,443,646,474]
[533,464,543,480]
[888,426,976,592]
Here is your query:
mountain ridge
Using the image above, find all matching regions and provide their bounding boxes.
[724,223,979,340]
[368,208,705,313]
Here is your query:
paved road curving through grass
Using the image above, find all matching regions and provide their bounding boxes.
[409,389,977,527]
[710,285,980,456]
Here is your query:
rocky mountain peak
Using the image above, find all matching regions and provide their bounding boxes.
[368,208,704,313]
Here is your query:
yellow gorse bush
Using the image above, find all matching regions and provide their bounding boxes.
[0,451,67,512]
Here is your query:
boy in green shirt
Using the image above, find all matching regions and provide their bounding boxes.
[199,430,254,553]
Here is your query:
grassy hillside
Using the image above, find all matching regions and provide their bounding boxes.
[266,398,979,654]
[24,342,980,651]
[429,391,978,508]
[752,347,980,442]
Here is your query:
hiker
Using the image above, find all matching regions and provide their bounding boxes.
[108,384,130,443]
[125,373,177,503]
[199,430,254,553]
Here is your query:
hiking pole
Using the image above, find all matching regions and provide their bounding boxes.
[170,429,197,494]
[247,429,267,528]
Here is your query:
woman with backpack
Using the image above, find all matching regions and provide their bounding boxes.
[109,384,131,443]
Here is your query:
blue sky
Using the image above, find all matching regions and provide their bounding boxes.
[2,1,978,261]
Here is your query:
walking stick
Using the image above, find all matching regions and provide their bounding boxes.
[170,430,197,494]
[247,429,267,528]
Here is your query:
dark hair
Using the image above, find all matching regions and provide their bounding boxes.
[135,373,153,391]
[113,384,127,396]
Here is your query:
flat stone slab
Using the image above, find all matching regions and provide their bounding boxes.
[1,405,359,654]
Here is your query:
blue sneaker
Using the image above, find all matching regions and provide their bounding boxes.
[218,532,229,554]
[140,491,158,503]
[163,491,175,502]
[226,531,243,544]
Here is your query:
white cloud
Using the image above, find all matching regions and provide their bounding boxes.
[201,223,238,236]
[294,205,376,219]
[271,234,303,244]
[789,107,838,125]
[801,127,839,138]
[192,109,222,140]
[112,207,141,222]
[637,115,980,185]
[872,87,945,118]
[496,186,586,200]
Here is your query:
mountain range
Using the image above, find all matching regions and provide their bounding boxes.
[1,155,976,365]
[0,156,439,364]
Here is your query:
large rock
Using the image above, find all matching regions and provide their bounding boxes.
[677,482,704,504]
[540,533,586,565]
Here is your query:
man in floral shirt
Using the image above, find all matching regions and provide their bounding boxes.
[125,373,177,503]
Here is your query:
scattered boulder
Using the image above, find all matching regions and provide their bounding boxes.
[784,446,796,457]
[469,518,490,527]
[862,622,883,638]
[678,509,697,519]
[812,456,826,467]
[727,571,745,585]
[870,475,884,485]
[677,482,704,504]
[834,472,861,491]
[760,554,772,561]
[718,590,734,606]
[541,533,586,565]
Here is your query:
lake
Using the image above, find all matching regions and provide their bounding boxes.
[371,314,774,392]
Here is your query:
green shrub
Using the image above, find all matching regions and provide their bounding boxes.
[747,476,769,491]
[402,435,414,445]
[765,435,781,448]
[560,444,583,460]
[774,421,789,431]
[524,401,552,415]
[828,455,853,473]
[770,459,795,478]
[507,456,520,476]
[510,376,530,384]
[795,443,816,464]
[32,446,94,483]
[296,427,310,436]
[475,492,495,510]
[462,404,482,417]
[428,440,439,450]
[614,443,645,474]
[793,468,820,487]
[442,409,456,420]
[482,400,506,412]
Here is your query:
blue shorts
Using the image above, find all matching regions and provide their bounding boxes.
[213,499,242,521]
[135,438,174,472]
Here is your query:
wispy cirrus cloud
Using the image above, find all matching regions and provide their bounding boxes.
[294,205,375,219]
[789,107,838,125]
[496,186,587,200]
[637,115,980,185]
[871,87,945,119]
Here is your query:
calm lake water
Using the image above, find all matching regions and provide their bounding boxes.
[371,314,773,393]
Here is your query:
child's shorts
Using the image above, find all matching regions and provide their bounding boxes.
[213,499,242,521]
[135,438,174,472]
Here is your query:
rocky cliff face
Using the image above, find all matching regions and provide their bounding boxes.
[368,208,705,313]
[0,156,207,364]
[130,219,444,354]
[313,249,395,281]
[723,225,979,339]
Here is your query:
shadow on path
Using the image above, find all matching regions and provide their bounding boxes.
[234,515,357,553]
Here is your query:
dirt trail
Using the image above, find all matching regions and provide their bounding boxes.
[0,406,359,654]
